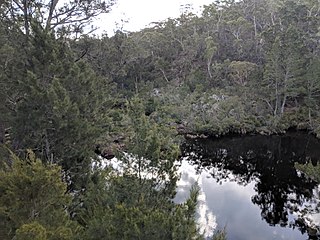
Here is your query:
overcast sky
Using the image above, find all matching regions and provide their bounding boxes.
[96,0,214,36]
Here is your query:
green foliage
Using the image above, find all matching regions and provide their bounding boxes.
[16,222,47,240]
[125,97,180,181]
[262,22,308,117]
[1,0,115,36]
[2,0,320,239]
[8,24,113,190]
[76,167,203,240]
[0,144,11,169]
[295,162,320,183]
[72,99,204,239]
[0,150,76,240]
[71,0,320,137]
[212,228,227,240]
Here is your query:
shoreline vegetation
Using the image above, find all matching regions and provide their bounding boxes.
[1,0,320,239]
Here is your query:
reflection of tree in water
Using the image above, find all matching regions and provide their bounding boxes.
[181,131,320,239]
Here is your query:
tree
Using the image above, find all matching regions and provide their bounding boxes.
[73,97,204,240]
[108,96,181,206]
[305,58,320,131]
[205,36,218,79]
[15,222,48,240]
[75,169,204,240]
[0,12,27,145]
[1,0,116,37]
[0,0,117,191]
[9,25,112,190]
[262,24,307,117]
[228,61,258,86]
[0,150,77,240]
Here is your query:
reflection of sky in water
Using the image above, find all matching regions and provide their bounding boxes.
[305,186,320,230]
[176,160,307,240]
[176,160,217,238]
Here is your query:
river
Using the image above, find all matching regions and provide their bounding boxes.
[176,131,320,240]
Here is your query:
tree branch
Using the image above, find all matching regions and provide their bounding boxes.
[46,0,59,31]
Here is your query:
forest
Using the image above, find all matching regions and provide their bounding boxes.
[0,0,320,239]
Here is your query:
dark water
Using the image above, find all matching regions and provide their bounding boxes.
[179,131,320,240]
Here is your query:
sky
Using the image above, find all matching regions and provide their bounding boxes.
[96,0,214,36]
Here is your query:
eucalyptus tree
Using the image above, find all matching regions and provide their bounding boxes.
[1,0,116,37]
[260,0,318,118]
[305,58,320,131]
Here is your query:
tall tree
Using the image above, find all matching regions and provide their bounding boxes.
[1,0,116,37]
[11,25,112,189]
[262,23,308,117]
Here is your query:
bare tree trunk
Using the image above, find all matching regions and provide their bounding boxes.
[274,80,278,116]
[135,77,139,94]
[22,0,29,37]
[159,68,169,82]
[253,15,257,37]
[308,108,313,128]
[280,94,287,115]
[280,69,289,115]
[261,98,274,113]
[207,58,213,78]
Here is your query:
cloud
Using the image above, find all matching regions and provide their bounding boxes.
[176,160,217,238]
[96,0,213,35]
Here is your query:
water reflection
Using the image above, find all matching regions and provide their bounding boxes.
[176,160,217,238]
[181,131,320,239]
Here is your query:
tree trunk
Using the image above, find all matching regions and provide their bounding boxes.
[280,94,287,115]
[22,0,30,37]
[46,0,60,31]
[274,79,279,116]
[207,58,213,79]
